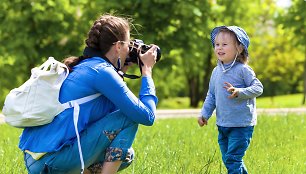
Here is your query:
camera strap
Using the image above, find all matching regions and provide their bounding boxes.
[122,72,141,79]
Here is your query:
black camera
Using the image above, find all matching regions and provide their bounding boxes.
[125,39,161,64]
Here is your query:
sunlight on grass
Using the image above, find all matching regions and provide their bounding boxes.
[1,114,305,174]
[256,93,306,108]
[122,115,306,173]
[0,125,26,174]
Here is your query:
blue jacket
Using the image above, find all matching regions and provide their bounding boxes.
[19,57,158,152]
[200,61,263,127]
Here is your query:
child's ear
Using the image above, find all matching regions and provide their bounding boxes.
[238,44,244,54]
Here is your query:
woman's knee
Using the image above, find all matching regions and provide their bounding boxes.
[87,147,135,173]
[105,147,134,163]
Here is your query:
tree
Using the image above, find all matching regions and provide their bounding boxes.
[0,1,92,106]
[103,0,212,107]
[277,0,306,104]
[1,0,305,109]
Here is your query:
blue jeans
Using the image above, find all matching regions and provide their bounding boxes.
[217,126,254,174]
[24,110,138,174]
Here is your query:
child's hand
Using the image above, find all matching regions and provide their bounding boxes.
[224,82,239,99]
[198,117,208,127]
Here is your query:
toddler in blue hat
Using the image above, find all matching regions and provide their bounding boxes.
[198,26,264,174]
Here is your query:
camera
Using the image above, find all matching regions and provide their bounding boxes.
[126,39,161,64]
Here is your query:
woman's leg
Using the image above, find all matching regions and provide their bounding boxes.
[87,147,135,173]
[25,110,138,174]
[100,161,122,174]
[89,113,138,174]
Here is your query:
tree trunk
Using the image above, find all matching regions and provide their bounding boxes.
[302,46,306,104]
[201,49,213,101]
[188,74,200,108]
[188,49,213,108]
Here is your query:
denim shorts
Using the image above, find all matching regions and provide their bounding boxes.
[24,110,138,174]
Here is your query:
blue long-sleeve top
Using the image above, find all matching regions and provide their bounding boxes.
[19,57,158,152]
[200,61,263,127]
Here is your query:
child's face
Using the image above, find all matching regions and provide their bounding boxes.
[214,32,239,64]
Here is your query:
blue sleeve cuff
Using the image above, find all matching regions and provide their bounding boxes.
[139,76,158,104]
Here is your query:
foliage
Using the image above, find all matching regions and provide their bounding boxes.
[251,25,304,96]
[1,115,305,173]
[104,0,213,107]
[0,0,305,108]
[276,0,306,103]
[0,0,90,105]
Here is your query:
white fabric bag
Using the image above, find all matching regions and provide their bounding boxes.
[3,57,69,127]
[2,57,101,173]
[3,57,100,128]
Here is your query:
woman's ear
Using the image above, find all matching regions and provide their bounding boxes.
[114,41,121,53]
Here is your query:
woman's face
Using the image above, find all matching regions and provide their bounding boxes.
[214,32,239,64]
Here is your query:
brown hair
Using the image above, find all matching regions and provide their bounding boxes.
[217,28,248,64]
[63,14,131,71]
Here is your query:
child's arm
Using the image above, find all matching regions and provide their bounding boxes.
[200,92,215,120]
[235,66,263,100]
[198,69,217,126]
[199,86,216,125]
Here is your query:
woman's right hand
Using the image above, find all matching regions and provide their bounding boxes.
[139,45,158,77]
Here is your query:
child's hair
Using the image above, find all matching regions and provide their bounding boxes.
[217,28,248,64]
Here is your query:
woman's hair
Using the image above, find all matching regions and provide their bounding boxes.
[217,28,248,64]
[63,14,131,71]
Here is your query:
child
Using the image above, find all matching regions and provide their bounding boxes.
[198,26,263,174]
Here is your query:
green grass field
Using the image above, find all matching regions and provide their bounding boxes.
[158,93,306,109]
[1,114,305,174]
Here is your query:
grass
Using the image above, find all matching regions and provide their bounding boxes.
[0,125,25,173]
[1,114,305,174]
[158,93,306,109]
[256,93,306,108]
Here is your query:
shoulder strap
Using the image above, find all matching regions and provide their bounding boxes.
[61,93,101,109]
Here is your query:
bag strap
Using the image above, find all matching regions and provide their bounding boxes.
[61,93,101,109]
[61,93,101,174]
[72,101,84,174]
[39,57,69,73]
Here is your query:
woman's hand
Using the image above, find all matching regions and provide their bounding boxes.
[224,82,239,99]
[139,45,158,77]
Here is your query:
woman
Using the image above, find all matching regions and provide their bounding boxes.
[19,14,158,174]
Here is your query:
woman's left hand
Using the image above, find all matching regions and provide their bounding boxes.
[139,45,158,77]
[224,82,239,99]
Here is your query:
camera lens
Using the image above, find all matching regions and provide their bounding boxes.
[126,39,161,64]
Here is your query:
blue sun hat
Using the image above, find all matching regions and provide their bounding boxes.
[210,26,250,56]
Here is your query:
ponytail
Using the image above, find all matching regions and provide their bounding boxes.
[63,56,87,72]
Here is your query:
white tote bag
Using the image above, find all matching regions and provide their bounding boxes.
[3,57,69,127]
